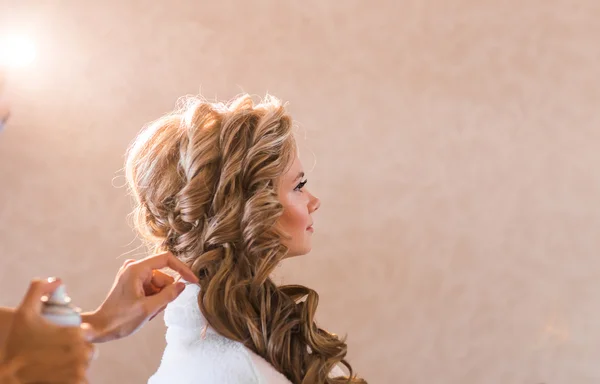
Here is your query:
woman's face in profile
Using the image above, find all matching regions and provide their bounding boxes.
[277,156,321,257]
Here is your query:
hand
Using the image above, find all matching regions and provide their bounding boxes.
[0,278,95,384]
[83,252,199,343]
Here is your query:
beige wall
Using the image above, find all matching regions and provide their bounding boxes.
[1,1,600,383]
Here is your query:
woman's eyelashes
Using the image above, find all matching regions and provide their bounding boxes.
[294,179,307,192]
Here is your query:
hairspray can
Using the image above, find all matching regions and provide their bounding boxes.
[41,284,82,327]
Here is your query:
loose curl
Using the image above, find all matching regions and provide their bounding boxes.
[125,94,366,384]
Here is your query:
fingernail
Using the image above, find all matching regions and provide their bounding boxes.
[47,277,60,283]
[175,282,185,293]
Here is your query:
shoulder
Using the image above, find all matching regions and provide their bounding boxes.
[150,333,262,384]
[151,283,265,383]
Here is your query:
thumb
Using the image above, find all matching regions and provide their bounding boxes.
[144,282,185,316]
[80,323,97,343]
[18,278,63,316]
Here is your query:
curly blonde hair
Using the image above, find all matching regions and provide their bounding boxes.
[125,94,366,383]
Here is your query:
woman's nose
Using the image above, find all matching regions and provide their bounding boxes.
[308,192,320,213]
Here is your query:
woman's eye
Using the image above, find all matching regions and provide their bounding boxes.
[294,179,307,191]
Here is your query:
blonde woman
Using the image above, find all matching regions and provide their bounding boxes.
[126,94,366,384]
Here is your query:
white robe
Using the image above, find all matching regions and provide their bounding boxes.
[148,284,345,384]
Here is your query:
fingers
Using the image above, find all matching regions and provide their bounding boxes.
[148,305,167,321]
[136,252,198,283]
[90,344,99,362]
[144,282,185,317]
[79,323,97,343]
[151,270,175,288]
[83,342,98,363]
[63,332,97,367]
[143,270,175,295]
[65,329,96,364]
[18,277,63,316]
[121,259,137,269]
